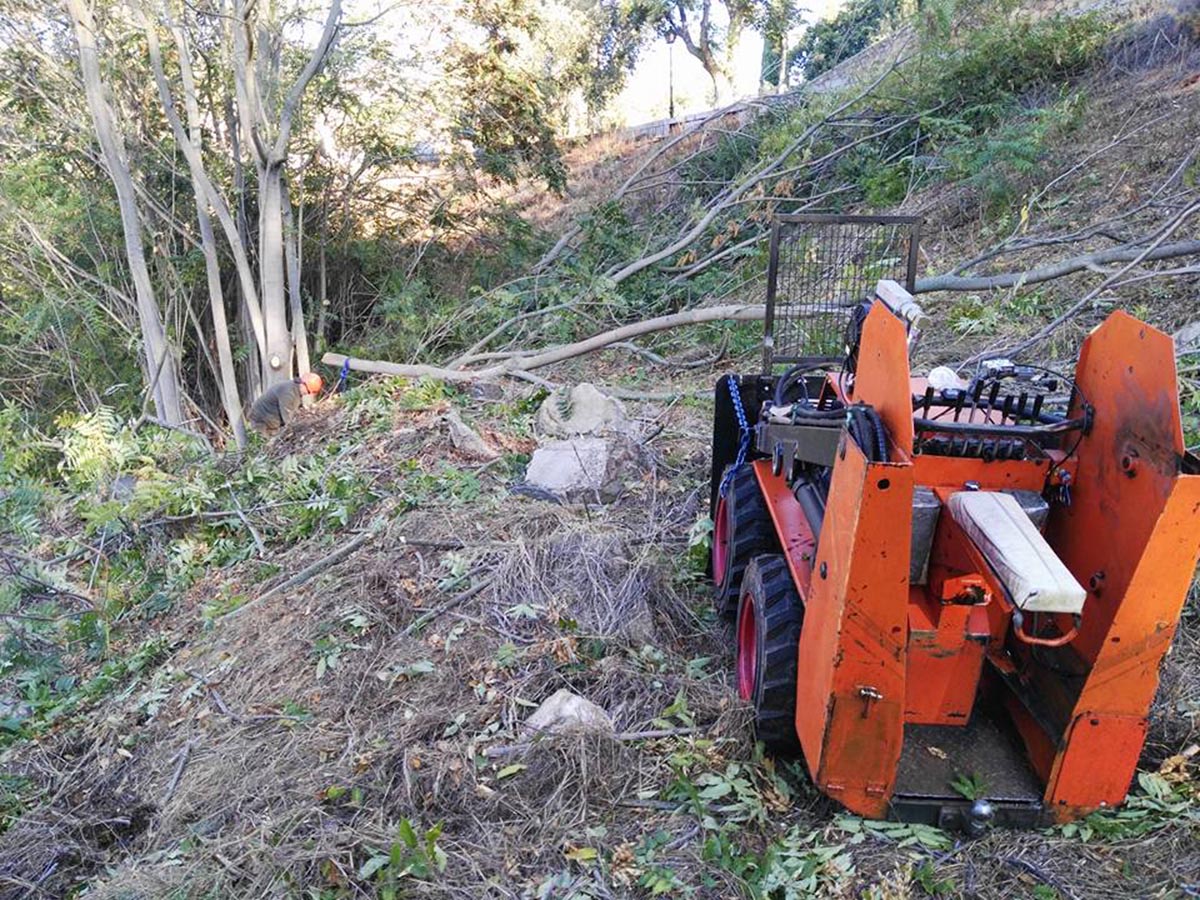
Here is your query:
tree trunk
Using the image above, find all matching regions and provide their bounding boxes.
[67,0,183,424]
[316,187,329,354]
[163,14,247,449]
[282,178,310,375]
[223,93,261,400]
[259,162,291,386]
[231,0,340,390]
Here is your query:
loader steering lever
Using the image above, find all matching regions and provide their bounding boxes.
[1010,609,1081,648]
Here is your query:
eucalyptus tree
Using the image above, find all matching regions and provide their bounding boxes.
[66,0,184,425]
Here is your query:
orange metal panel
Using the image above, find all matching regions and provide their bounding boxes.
[793,441,867,774]
[852,303,915,456]
[1039,312,1200,813]
[1048,312,1190,666]
[1047,714,1148,821]
[752,460,816,600]
[911,454,1064,492]
[797,436,913,817]
[820,694,905,819]
[905,594,989,725]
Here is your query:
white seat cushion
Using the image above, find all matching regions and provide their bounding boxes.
[947,491,1086,615]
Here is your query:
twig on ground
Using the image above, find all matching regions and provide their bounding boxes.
[483,726,701,758]
[402,576,496,637]
[226,486,266,557]
[160,742,194,805]
[1000,856,1080,900]
[223,523,382,620]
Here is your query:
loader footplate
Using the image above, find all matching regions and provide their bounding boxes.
[891,702,1044,829]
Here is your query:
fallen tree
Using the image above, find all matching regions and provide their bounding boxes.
[914,239,1200,294]
[327,202,1200,386]
[323,304,766,383]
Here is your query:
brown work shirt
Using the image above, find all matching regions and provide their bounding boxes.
[247,380,304,435]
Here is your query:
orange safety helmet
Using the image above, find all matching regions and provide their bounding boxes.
[300,372,324,395]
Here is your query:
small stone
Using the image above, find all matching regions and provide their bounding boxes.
[445,407,499,461]
[469,381,504,401]
[1174,321,1200,350]
[522,688,613,737]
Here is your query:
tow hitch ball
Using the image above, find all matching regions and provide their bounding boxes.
[966,799,995,837]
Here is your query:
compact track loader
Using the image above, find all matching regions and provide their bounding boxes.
[709,214,1200,831]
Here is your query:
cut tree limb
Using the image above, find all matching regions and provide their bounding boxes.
[323,224,1200,389]
[915,240,1200,293]
[983,201,1200,362]
[323,304,766,382]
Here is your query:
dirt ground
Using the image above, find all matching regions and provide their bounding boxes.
[0,356,1196,900]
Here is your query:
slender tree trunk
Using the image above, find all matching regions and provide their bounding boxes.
[224,93,261,400]
[232,0,340,390]
[316,186,329,354]
[282,178,310,374]
[259,162,290,386]
[163,14,247,449]
[67,0,183,424]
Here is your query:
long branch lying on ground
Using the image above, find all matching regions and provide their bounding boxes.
[325,233,1200,384]
[322,304,767,382]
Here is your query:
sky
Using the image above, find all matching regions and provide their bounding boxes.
[608,0,848,127]
[612,25,767,125]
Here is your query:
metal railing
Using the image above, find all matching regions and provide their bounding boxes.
[763,214,921,370]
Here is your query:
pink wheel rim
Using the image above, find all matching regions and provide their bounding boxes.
[736,593,757,701]
[713,495,730,585]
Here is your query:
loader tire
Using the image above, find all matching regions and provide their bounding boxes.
[736,554,802,754]
[712,464,776,618]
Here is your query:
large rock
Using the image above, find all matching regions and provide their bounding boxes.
[522,688,613,737]
[537,383,631,437]
[522,435,645,502]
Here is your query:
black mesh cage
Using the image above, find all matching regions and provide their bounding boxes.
[763,214,921,370]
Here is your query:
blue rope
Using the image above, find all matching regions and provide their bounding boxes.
[719,374,752,497]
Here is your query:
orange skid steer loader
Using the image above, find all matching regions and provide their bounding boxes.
[708,215,1200,832]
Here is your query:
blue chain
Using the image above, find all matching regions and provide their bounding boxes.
[719,374,752,497]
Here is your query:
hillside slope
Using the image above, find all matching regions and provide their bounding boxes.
[1,3,1199,899]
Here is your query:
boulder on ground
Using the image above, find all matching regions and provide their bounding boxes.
[445,407,499,461]
[537,383,631,437]
[522,434,645,502]
[522,688,613,737]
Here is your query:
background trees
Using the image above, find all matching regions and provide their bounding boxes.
[0,0,817,444]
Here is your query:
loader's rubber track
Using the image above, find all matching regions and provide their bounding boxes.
[737,554,802,754]
[712,464,778,618]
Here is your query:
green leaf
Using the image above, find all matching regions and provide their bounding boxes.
[497,763,527,779]
[398,818,419,849]
[358,854,390,879]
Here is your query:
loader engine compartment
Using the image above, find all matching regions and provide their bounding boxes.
[708,272,1200,830]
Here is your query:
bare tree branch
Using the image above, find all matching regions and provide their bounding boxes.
[916,239,1200,294]
[324,304,766,383]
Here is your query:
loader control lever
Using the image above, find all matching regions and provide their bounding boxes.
[1011,610,1082,648]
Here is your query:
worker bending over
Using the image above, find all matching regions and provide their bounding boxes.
[248,372,323,436]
